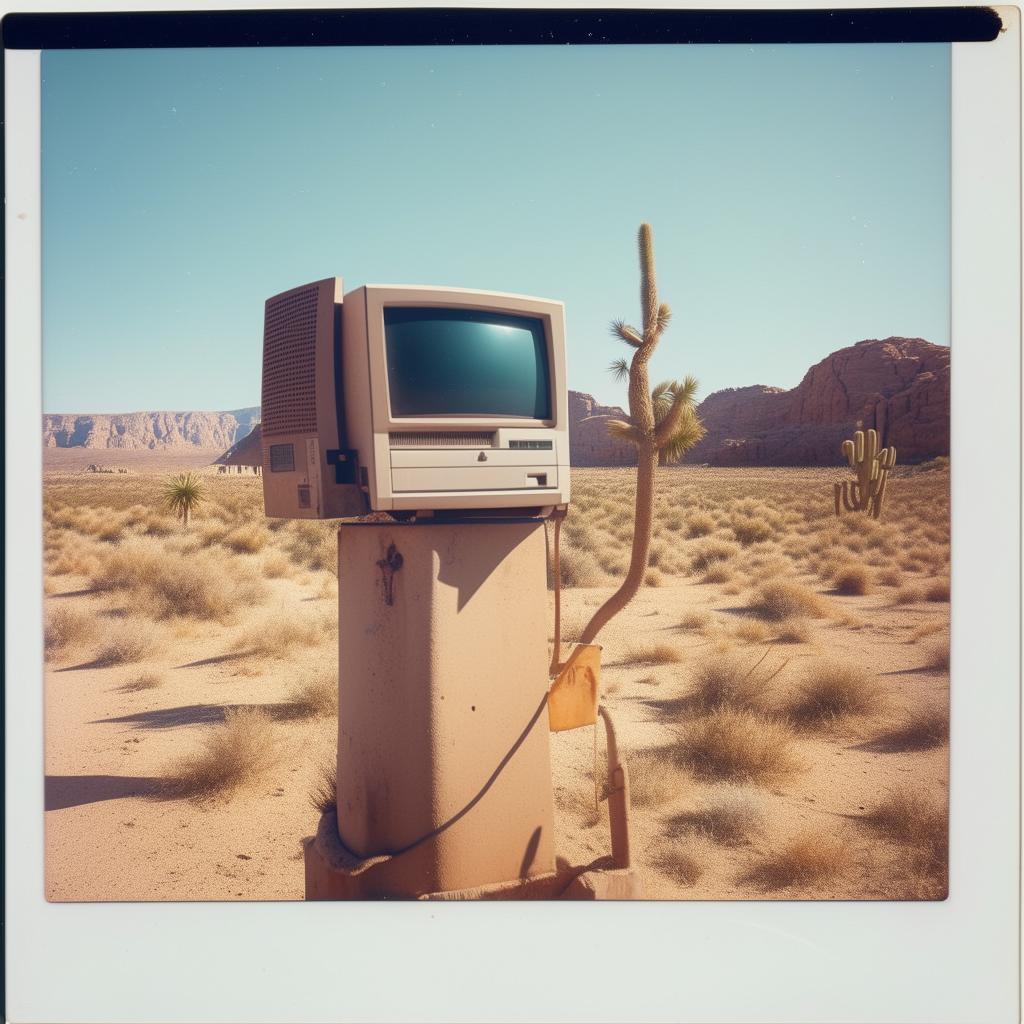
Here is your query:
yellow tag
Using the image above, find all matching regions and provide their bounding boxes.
[548,644,601,732]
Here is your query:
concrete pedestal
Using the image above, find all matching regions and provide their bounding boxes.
[333,520,556,897]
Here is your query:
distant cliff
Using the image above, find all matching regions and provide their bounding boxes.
[688,338,949,466]
[43,407,260,451]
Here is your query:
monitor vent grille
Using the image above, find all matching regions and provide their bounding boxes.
[389,431,495,449]
[262,286,319,438]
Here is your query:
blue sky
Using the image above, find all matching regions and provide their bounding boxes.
[42,43,950,413]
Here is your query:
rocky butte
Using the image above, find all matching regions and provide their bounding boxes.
[685,337,950,467]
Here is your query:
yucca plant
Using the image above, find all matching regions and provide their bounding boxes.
[163,471,205,528]
[579,224,705,645]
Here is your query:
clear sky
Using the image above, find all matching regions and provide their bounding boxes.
[41,43,950,413]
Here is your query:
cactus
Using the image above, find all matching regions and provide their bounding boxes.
[833,429,896,519]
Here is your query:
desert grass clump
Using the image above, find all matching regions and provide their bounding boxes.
[235,607,336,658]
[689,654,760,711]
[689,539,740,575]
[927,638,950,671]
[93,618,163,667]
[120,670,165,692]
[44,603,99,659]
[877,567,902,588]
[775,618,811,644]
[786,660,883,727]
[222,523,271,554]
[865,786,949,895]
[730,513,775,546]
[558,547,605,588]
[732,618,772,645]
[627,641,684,666]
[892,583,922,605]
[677,709,798,783]
[649,842,703,886]
[866,787,947,848]
[925,578,951,602]
[163,707,280,800]
[749,580,826,622]
[832,563,872,596]
[699,563,734,586]
[285,670,338,719]
[877,706,949,751]
[679,609,711,632]
[665,786,764,846]
[746,831,849,890]
[627,746,691,808]
[309,758,337,814]
[261,550,294,579]
[686,511,716,538]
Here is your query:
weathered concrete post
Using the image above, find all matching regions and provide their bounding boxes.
[305,518,557,898]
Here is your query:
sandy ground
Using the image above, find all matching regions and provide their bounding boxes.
[43,460,949,901]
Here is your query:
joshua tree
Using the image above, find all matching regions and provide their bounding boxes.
[578,224,705,646]
[164,471,205,528]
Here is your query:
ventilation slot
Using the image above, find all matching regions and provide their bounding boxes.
[262,287,319,438]
[389,432,495,449]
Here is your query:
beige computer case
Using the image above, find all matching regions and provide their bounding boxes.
[260,277,367,519]
[341,284,571,512]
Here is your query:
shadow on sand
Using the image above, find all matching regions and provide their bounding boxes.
[45,774,163,811]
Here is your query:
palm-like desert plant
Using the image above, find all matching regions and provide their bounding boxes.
[163,472,204,528]
[579,224,705,645]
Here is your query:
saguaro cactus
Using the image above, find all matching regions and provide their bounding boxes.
[578,224,704,646]
[834,428,897,519]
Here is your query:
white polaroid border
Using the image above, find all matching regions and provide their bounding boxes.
[4,5,1020,1023]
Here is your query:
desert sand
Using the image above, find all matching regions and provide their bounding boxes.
[43,457,949,901]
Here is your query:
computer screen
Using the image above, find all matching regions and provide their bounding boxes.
[383,307,552,419]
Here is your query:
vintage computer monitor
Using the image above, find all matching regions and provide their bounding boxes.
[261,278,570,518]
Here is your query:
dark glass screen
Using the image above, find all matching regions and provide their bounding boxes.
[384,307,552,419]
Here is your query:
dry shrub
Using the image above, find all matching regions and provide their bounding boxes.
[222,523,271,554]
[730,514,774,546]
[877,706,949,751]
[666,786,764,845]
[679,610,711,631]
[163,708,280,800]
[832,563,871,596]
[261,550,294,579]
[689,654,766,712]
[867,787,947,848]
[733,619,771,645]
[309,758,337,814]
[644,568,664,587]
[689,539,740,575]
[677,709,798,783]
[94,619,163,667]
[927,638,950,670]
[44,604,98,658]
[877,567,902,587]
[749,580,826,621]
[892,584,922,605]
[626,641,684,666]
[627,746,690,808]
[775,618,811,644]
[120,670,165,692]
[93,541,267,622]
[686,511,716,538]
[286,670,338,719]
[864,787,949,897]
[747,831,849,890]
[650,843,703,886]
[236,607,336,657]
[700,564,733,585]
[925,578,951,602]
[786,660,883,727]
[558,547,604,588]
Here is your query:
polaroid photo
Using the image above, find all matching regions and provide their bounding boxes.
[4,2,1019,1021]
